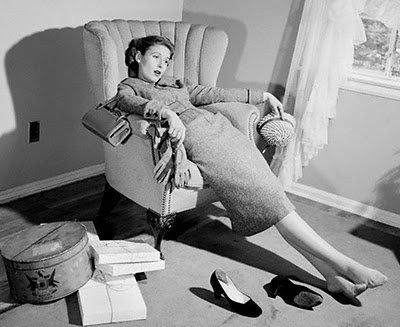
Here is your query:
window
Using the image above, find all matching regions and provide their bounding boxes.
[345,13,400,100]
[353,14,399,78]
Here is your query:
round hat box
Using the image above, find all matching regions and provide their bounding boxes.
[1,221,93,303]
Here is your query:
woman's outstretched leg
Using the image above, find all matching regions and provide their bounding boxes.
[274,211,387,293]
[280,232,367,303]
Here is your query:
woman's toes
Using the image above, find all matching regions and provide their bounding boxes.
[347,264,388,288]
[368,271,387,288]
[352,283,368,296]
[327,276,367,299]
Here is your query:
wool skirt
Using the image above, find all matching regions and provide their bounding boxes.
[180,107,295,236]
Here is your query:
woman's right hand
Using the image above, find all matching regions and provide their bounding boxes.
[161,108,186,148]
[263,92,283,116]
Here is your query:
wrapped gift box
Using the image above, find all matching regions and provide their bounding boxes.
[98,258,165,276]
[78,272,146,325]
[92,240,160,265]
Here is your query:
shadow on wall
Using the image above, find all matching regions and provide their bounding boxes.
[184,1,303,100]
[183,12,251,88]
[269,0,304,103]
[183,3,303,161]
[2,27,102,191]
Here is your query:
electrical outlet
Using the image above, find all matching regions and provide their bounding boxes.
[29,121,40,143]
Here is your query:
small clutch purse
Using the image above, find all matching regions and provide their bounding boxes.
[257,112,296,148]
[81,97,132,147]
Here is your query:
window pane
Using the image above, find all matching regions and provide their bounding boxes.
[353,16,391,75]
[391,31,400,77]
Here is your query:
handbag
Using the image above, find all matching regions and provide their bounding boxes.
[81,96,132,147]
[257,112,296,149]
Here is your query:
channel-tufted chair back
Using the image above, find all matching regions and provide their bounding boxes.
[83,20,228,102]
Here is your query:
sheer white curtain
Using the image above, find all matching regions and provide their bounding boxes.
[362,0,400,29]
[270,0,366,188]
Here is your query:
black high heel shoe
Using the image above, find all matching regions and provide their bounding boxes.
[210,269,262,317]
[266,275,323,309]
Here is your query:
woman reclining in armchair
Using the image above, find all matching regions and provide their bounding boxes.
[115,35,387,306]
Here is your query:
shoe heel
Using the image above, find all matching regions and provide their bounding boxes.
[212,287,222,299]
[210,272,222,299]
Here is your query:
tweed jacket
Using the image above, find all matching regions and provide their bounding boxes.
[114,76,296,237]
[116,76,264,118]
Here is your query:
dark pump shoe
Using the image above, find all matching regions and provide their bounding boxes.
[210,269,262,318]
[266,275,323,309]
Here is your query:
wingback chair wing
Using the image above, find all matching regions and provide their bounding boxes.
[82,20,260,256]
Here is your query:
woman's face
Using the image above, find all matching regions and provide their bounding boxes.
[136,44,171,83]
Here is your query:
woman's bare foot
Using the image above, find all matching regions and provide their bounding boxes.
[341,260,388,289]
[326,275,367,303]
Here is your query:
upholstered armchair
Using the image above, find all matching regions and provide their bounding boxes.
[82,20,260,256]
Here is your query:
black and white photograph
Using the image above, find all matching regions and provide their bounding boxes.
[0,0,399,326]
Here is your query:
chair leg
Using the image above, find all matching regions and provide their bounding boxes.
[94,181,123,240]
[146,209,176,259]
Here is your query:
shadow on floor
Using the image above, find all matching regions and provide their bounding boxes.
[173,214,364,307]
[350,221,400,264]
[1,175,369,308]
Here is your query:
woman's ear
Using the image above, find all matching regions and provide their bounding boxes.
[135,51,142,63]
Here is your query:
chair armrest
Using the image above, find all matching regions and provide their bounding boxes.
[126,102,262,143]
[200,102,260,143]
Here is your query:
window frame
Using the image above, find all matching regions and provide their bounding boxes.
[341,15,400,101]
[344,72,400,101]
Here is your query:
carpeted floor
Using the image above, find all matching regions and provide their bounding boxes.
[0,196,399,326]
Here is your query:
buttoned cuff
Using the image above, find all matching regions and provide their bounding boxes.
[248,89,264,104]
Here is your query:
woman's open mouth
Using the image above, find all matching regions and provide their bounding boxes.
[154,70,161,77]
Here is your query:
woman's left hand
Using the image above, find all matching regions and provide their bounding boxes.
[263,92,283,116]
[161,108,186,148]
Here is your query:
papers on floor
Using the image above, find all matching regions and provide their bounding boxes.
[78,233,164,325]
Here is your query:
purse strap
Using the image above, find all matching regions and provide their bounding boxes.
[97,96,131,120]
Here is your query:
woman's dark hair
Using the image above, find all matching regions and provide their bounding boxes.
[125,35,175,76]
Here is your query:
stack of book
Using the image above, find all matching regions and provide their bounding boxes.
[77,233,164,325]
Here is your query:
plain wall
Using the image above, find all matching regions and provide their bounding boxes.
[183,0,400,216]
[300,90,400,214]
[183,0,300,96]
[0,0,183,191]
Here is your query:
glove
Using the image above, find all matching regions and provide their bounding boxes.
[147,123,168,149]
[153,138,175,185]
[173,145,192,189]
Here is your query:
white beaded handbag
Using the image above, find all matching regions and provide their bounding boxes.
[256,112,296,149]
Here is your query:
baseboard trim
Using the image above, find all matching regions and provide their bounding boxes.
[288,182,400,229]
[2,166,399,230]
[0,164,105,204]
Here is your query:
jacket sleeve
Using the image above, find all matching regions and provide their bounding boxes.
[116,83,165,118]
[187,84,264,106]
